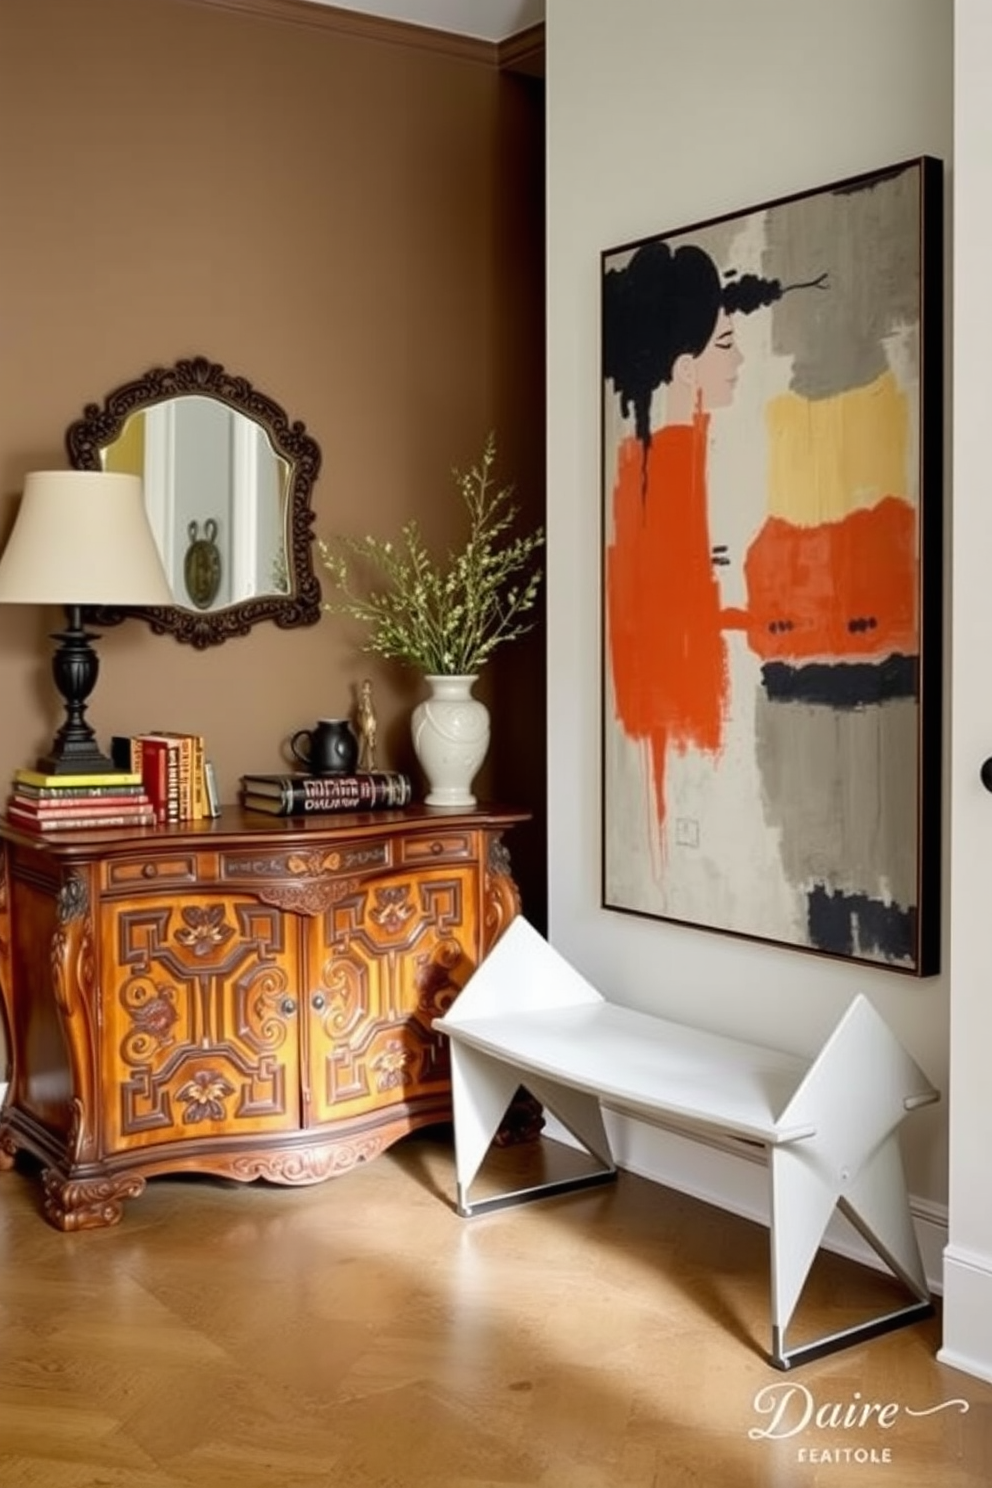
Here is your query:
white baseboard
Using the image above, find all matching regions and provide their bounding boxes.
[938,1245,992,1383]
[542,1108,948,1295]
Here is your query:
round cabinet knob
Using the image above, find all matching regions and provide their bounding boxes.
[311,993,326,1012]
[280,997,297,1016]
[981,759,992,793]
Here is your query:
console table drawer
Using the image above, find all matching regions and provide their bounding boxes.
[400,832,474,865]
[105,855,200,890]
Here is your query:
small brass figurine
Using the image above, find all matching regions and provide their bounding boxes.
[357,677,378,771]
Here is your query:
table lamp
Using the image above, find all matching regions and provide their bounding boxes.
[0,470,174,775]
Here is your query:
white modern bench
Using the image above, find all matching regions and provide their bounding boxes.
[432,917,939,1371]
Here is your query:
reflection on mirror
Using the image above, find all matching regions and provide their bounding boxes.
[109,396,290,611]
[66,356,322,647]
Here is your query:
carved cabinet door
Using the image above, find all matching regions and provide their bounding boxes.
[303,865,480,1128]
[99,893,304,1154]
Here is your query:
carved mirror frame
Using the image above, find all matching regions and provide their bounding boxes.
[66,355,323,647]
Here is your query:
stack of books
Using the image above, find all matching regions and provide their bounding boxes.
[240,770,412,816]
[112,733,220,824]
[6,768,157,833]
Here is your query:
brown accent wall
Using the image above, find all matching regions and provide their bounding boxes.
[0,0,546,922]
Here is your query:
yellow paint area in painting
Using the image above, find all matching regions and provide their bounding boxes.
[766,371,909,525]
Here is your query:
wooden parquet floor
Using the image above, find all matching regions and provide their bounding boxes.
[0,1129,990,1488]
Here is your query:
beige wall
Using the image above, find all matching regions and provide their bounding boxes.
[0,0,546,914]
[546,0,953,1286]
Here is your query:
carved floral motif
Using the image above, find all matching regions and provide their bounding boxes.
[176,1070,235,1123]
[287,849,342,875]
[371,1040,412,1092]
[175,904,235,956]
[371,884,415,935]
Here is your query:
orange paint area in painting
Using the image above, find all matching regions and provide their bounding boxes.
[606,417,728,822]
[733,496,917,661]
[606,376,919,830]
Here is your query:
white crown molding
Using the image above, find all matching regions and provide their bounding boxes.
[172,0,544,70]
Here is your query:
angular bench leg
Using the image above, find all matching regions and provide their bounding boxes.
[449,1046,616,1217]
[769,1134,932,1370]
[766,991,937,1368]
[840,1135,929,1297]
[450,1043,525,1213]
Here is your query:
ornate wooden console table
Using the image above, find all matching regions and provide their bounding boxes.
[0,804,527,1229]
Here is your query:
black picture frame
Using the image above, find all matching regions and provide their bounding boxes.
[600,157,943,975]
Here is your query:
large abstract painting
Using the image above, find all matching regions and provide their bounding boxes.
[601,158,943,974]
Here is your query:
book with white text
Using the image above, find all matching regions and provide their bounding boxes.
[240,771,412,815]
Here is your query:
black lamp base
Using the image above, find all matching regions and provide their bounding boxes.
[35,741,119,777]
[37,604,119,776]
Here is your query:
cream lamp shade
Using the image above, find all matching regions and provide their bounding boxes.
[0,471,173,606]
[0,470,174,776]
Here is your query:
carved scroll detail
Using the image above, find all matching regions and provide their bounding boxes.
[255,878,360,916]
[228,1138,384,1184]
[50,878,100,1166]
[57,872,88,924]
[414,935,470,1020]
[42,1168,146,1231]
[52,873,93,1018]
[483,833,522,951]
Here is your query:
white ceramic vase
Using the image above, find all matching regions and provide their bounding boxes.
[411,674,490,807]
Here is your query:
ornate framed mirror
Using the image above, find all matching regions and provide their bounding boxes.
[66,355,322,647]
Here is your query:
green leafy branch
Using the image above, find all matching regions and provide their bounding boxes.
[318,434,544,676]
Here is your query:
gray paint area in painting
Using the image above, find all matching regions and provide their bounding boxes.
[763,167,921,400]
[755,692,918,917]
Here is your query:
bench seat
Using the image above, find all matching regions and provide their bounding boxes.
[442,1002,816,1146]
[433,917,939,1370]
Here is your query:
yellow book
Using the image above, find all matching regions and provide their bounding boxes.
[191,735,207,820]
[14,768,142,789]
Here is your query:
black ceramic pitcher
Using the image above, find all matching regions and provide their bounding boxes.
[289,718,359,775]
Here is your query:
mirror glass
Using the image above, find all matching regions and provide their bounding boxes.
[66,356,322,647]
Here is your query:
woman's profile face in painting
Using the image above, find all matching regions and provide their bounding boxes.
[674,309,743,413]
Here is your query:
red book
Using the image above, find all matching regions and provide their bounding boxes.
[6,803,157,832]
[7,792,152,816]
[137,737,179,824]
